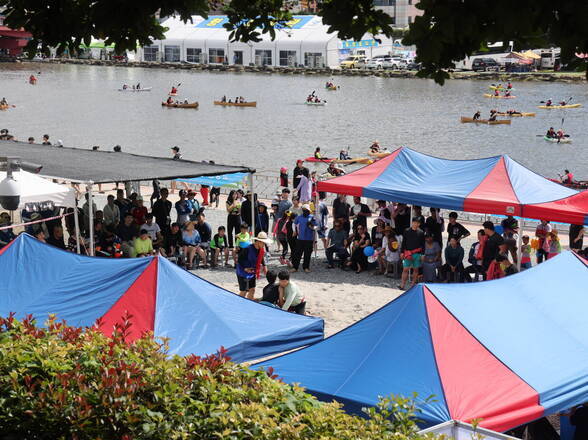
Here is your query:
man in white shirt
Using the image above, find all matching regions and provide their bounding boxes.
[141,213,163,249]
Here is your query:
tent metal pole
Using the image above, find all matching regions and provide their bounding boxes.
[313,191,319,258]
[516,220,522,271]
[73,197,81,254]
[87,182,95,256]
[248,173,255,237]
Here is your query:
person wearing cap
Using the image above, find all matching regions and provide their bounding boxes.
[279,167,289,188]
[399,216,425,290]
[292,160,309,193]
[236,231,272,299]
[171,146,182,160]
[291,204,317,273]
[175,190,192,225]
[133,229,155,257]
[131,196,148,226]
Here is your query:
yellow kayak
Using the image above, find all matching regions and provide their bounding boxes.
[213,101,257,107]
[334,157,374,165]
[367,151,392,158]
[538,103,582,109]
[460,117,511,125]
[483,94,516,99]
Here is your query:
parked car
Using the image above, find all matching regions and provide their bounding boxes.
[406,61,422,70]
[383,57,408,70]
[340,55,367,69]
[471,58,500,72]
[365,55,390,69]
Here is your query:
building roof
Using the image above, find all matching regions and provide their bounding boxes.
[0,141,253,183]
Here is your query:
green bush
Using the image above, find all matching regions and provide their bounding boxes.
[0,313,437,440]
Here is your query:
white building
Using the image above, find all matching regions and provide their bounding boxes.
[139,15,397,68]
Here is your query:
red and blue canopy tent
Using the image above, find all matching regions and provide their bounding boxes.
[318,147,588,225]
[0,234,324,362]
[256,251,588,432]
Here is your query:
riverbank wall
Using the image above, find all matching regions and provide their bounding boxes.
[29,58,586,83]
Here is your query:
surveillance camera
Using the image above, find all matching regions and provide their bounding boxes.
[0,175,20,210]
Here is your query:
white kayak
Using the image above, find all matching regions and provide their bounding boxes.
[118,87,152,92]
[544,136,572,144]
[305,101,326,106]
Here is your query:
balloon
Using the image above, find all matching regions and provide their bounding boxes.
[239,241,251,249]
[363,246,375,257]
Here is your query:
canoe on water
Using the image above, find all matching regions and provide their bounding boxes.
[489,86,515,91]
[0,104,9,110]
[460,117,511,125]
[161,102,199,109]
[326,86,338,91]
[544,136,572,144]
[118,87,152,92]
[304,157,334,163]
[213,101,257,107]
[549,178,588,190]
[538,103,582,109]
[496,112,535,117]
[483,94,517,99]
[367,151,392,158]
[169,92,178,96]
[305,101,327,106]
[334,157,373,165]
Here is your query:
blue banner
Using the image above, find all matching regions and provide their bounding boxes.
[196,15,313,30]
[341,39,379,49]
[176,172,247,188]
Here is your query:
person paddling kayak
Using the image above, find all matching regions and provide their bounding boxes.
[494,89,500,97]
[472,110,481,120]
[170,86,178,95]
[560,169,574,184]
[314,147,322,159]
[545,99,552,107]
[29,74,37,84]
[546,127,557,139]
[489,110,497,121]
[506,81,512,89]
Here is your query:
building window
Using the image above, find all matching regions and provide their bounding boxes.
[233,51,243,65]
[186,48,202,63]
[255,50,273,66]
[209,48,225,64]
[144,46,159,62]
[279,50,297,66]
[164,45,180,62]
[304,52,324,68]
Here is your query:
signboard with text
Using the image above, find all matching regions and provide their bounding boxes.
[196,15,314,30]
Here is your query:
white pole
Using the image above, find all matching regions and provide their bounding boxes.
[313,192,319,258]
[248,173,255,237]
[73,198,81,254]
[87,182,95,256]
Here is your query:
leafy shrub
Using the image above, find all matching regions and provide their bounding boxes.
[0,313,436,440]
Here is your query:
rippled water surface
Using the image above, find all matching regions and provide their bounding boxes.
[0,63,586,177]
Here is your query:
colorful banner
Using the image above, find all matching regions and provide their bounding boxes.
[341,39,379,49]
[176,172,248,188]
[196,15,314,30]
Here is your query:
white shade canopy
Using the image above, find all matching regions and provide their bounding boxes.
[0,170,76,208]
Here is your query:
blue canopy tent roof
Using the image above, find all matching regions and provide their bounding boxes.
[0,234,324,362]
[256,252,588,432]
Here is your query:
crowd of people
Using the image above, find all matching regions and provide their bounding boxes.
[0,152,586,313]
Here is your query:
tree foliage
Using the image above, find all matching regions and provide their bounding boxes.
[0,312,436,439]
[403,0,588,83]
[1,0,585,82]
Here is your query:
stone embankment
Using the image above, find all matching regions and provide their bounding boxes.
[36,58,586,82]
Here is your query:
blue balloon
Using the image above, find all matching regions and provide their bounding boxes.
[363,246,375,257]
[239,241,251,249]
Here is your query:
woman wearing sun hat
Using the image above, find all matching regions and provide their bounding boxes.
[236,231,273,299]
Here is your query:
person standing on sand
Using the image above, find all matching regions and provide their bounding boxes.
[236,232,272,299]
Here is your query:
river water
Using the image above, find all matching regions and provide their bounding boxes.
[0,62,586,177]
